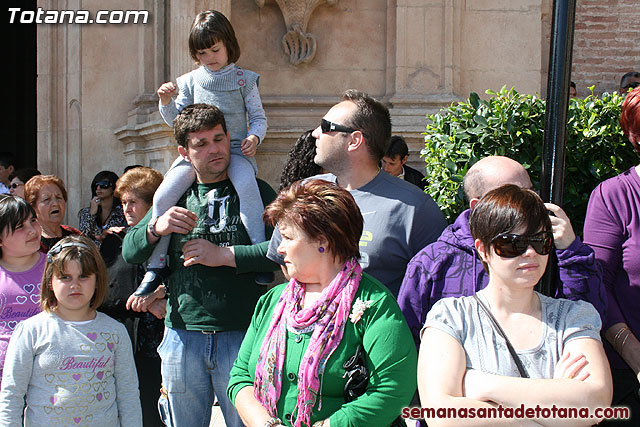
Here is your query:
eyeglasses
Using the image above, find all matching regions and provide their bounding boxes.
[320,118,368,138]
[9,183,23,189]
[491,231,553,258]
[95,181,113,189]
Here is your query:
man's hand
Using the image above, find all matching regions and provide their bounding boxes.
[126,285,166,312]
[240,135,259,157]
[154,207,198,236]
[157,82,177,106]
[545,203,576,250]
[182,239,236,268]
[147,299,167,319]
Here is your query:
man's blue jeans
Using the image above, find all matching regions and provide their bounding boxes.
[156,327,245,427]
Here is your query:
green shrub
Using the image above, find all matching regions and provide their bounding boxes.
[421,86,636,232]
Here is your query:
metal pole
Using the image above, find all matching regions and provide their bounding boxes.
[539,0,577,297]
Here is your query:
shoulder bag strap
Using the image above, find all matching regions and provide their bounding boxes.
[473,294,529,378]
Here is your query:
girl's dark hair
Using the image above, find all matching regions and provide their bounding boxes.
[469,184,552,250]
[40,235,108,312]
[279,130,323,191]
[188,10,240,64]
[0,195,37,259]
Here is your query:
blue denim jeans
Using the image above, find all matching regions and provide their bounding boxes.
[156,327,245,427]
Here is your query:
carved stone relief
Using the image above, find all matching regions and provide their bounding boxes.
[255,0,337,65]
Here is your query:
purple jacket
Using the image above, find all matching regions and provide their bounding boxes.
[398,209,607,347]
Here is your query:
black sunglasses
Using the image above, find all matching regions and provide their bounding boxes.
[491,231,553,258]
[9,182,23,189]
[95,180,113,189]
[320,118,368,138]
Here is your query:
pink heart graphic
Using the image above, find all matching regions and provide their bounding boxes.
[72,373,82,381]
[74,416,82,424]
[107,342,114,352]
[50,396,58,405]
[86,333,97,341]
[96,371,104,380]
[96,393,103,401]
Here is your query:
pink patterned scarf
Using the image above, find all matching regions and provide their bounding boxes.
[253,257,362,427]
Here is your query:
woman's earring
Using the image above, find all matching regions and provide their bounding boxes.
[318,247,325,253]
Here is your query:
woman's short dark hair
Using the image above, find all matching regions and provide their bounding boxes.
[188,10,240,64]
[469,184,552,252]
[24,175,68,207]
[40,235,108,312]
[263,179,363,263]
[8,167,41,184]
[0,195,37,258]
[114,166,163,206]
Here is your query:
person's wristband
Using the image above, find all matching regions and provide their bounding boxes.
[147,217,161,238]
[264,417,282,427]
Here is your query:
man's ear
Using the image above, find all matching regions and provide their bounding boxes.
[346,131,367,153]
[401,155,408,166]
[177,145,191,163]
[469,198,480,210]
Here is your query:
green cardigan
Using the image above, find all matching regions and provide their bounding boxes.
[227,273,417,426]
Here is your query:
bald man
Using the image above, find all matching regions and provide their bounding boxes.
[397,156,606,347]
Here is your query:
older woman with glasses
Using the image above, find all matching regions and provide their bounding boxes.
[228,179,416,427]
[78,170,127,247]
[418,184,612,426]
[24,175,82,252]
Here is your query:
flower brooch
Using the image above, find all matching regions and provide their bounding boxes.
[350,298,373,324]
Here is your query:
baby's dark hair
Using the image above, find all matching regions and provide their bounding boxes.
[40,235,108,312]
[188,10,240,64]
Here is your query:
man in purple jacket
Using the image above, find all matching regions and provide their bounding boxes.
[398,156,606,347]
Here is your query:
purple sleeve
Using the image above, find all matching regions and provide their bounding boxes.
[554,237,607,322]
[397,258,431,349]
[583,183,625,329]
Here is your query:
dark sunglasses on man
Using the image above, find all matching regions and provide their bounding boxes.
[320,119,369,139]
[491,231,554,258]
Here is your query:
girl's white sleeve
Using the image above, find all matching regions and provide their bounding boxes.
[244,84,267,143]
[0,322,35,427]
[113,324,143,427]
[159,79,194,127]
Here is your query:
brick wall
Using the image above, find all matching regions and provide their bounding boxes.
[571,0,640,96]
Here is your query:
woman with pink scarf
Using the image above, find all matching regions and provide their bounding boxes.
[228,179,417,427]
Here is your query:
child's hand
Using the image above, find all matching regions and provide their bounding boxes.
[241,135,259,157]
[157,82,178,106]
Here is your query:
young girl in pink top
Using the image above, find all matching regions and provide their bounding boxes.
[0,195,45,388]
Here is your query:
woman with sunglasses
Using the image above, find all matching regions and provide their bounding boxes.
[418,184,612,426]
[78,170,127,247]
[584,86,640,424]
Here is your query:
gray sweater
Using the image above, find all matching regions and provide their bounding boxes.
[0,311,142,427]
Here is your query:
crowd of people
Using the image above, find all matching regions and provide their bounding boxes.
[0,8,639,427]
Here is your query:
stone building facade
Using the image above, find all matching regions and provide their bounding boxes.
[32,0,636,228]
